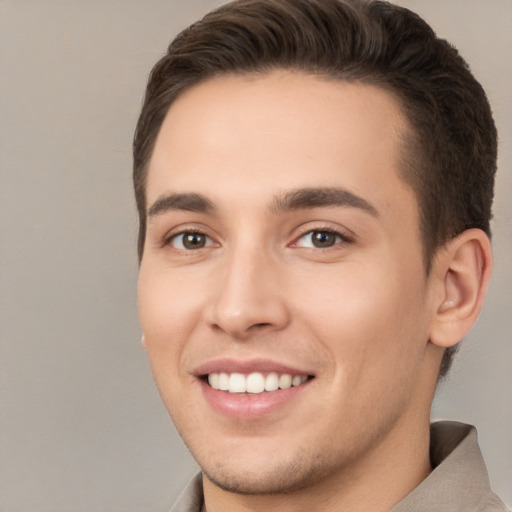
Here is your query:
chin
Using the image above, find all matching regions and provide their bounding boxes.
[199,449,336,496]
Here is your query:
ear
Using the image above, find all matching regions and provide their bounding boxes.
[429,229,492,348]
[141,334,147,349]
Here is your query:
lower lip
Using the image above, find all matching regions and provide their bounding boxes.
[199,379,311,420]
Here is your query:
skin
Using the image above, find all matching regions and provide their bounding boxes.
[138,71,491,512]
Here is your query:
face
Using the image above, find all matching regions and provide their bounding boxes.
[138,71,440,495]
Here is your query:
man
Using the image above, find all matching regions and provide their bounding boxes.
[133,0,507,510]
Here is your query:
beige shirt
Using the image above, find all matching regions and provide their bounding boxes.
[170,421,508,512]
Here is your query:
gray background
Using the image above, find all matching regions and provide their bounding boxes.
[1,1,510,510]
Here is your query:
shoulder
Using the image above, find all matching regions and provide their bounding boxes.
[391,421,508,512]
[474,494,510,512]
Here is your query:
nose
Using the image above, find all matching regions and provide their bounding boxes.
[205,245,290,339]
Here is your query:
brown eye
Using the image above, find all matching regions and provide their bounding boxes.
[171,232,211,250]
[311,231,337,248]
[295,229,346,249]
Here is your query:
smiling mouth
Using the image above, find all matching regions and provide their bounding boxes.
[205,372,313,394]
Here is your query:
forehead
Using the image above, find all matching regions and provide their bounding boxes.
[147,71,414,215]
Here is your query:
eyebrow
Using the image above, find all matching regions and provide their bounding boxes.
[148,193,215,217]
[147,187,379,218]
[269,187,379,217]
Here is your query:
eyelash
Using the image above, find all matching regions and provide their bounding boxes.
[163,225,352,252]
[292,227,353,250]
[163,229,214,251]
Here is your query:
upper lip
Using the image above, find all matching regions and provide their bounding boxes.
[194,358,314,377]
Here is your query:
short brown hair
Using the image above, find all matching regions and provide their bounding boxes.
[133,0,497,375]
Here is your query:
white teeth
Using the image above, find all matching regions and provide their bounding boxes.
[207,372,309,394]
[264,372,279,391]
[229,373,246,393]
[247,373,265,393]
[218,372,229,391]
[292,375,302,387]
[278,374,292,389]
[208,373,219,389]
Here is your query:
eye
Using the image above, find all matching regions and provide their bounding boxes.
[170,231,214,250]
[295,229,347,249]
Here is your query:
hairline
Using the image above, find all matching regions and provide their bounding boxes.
[137,67,434,272]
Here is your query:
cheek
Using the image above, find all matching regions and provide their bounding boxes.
[139,264,195,329]
[137,269,200,415]
[292,261,429,369]
[137,266,203,371]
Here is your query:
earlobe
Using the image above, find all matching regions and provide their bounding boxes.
[429,229,492,348]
